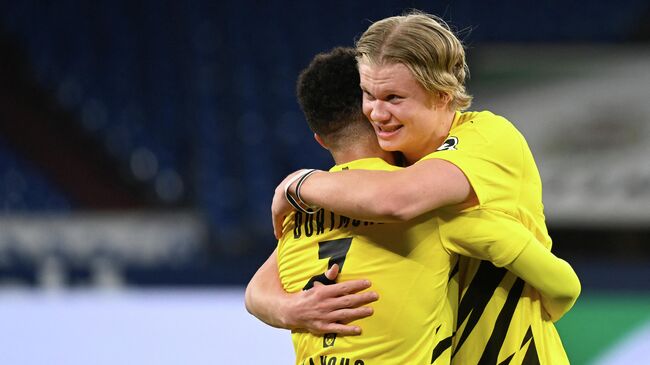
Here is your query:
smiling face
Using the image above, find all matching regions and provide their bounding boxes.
[359,62,455,164]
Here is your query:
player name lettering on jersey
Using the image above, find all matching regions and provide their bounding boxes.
[303,355,365,365]
[293,210,378,239]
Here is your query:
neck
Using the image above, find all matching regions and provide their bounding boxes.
[331,143,395,166]
[331,149,395,166]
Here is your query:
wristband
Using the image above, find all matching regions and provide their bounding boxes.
[284,169,319,214]
[295,169,319,210]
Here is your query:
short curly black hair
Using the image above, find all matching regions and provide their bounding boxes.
[297,47,367,145]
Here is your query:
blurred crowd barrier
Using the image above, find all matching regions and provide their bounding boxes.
[470,45,650,227]
[0,212,207,288]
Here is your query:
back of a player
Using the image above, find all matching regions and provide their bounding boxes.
[450,256,569,364]
[277,159,455,365]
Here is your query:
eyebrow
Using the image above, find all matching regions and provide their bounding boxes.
[360,86,404,99]
[360,85,373,96]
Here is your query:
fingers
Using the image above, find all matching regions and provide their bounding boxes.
[310,281,379,315]
[311,280,379,309]
[325,264,340,281]
[329,306,374,325]
[309,307,374,335]
[317,323,362,336]
[322,279,373,297]
[272,171,303,239]
[291,280,378,336]
[273,212,284,240]
[329,290,379,310]
[272,188,289,239]
[273,169,321,239]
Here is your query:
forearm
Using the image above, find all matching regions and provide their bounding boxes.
[506,242,581,321]
[299,170,405,221]
[294,160,470,222]
[244,249,293,329]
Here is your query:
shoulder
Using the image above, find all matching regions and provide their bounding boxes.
[450,110,525,148]
[458,110,519,134]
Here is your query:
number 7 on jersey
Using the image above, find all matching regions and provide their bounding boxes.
[303,237,353,290]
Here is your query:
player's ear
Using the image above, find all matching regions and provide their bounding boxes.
[436,91,452,108]
[314,133,329,150]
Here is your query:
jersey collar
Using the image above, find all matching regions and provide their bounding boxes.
[330,157,392,172]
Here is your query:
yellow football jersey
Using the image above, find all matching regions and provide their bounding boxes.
[421,110,570,365]
[277,158,455,365]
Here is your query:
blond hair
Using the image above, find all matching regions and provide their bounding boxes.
[356,10,472,111]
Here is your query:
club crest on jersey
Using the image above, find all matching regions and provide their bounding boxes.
[437,136,458,151]
[323,333,337,348]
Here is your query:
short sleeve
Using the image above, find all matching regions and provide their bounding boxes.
[419,114,524,213]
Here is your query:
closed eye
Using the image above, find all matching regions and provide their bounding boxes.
[386,94,402,103]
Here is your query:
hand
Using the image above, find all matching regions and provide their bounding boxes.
[282,264,379,335]
[272,170,304,239]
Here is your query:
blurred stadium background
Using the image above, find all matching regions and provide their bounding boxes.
[0,1,648,364]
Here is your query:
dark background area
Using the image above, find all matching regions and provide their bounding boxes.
[0,0,648,290]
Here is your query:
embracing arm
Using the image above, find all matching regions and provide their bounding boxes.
[299,159,471,221]
[506,242,581,322]
[244,249,379,334]
[439,209,580,322]
[273,159,472,238]
[244,249,291,329]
